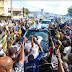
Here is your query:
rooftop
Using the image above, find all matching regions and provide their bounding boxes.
[8,8,23,12]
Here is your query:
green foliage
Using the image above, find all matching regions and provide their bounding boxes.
[68,6,72,16]
[24,8,30,15]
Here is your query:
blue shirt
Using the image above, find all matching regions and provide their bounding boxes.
[19,37,24,44]
[12,21,15,23]
[24,56,28,63]
[64,21,68,25]
[24,53,44,72]
[32,23,41,29]
[25,24,30,29]
[13,24,19,31]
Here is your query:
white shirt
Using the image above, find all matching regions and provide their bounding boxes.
[51,54,58,63]
[13,24,19,31]
[51,22,54,25]
[63,46,71,61]
[22,26,26,30]
[25,42,39,59]
[6,26,8,30]
[25,36,43,59]
[12,44,20,51]
[0,22,4,26]
[0,49,4,55]
[4,22,8,26]
[32,23,41,29]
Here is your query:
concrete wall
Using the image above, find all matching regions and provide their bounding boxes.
[0,0,4,15]
[0,0,8,16]
[4,0,8,16]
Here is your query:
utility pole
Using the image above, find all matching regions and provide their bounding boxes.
[11,0,13,20]
[23,7,24,18]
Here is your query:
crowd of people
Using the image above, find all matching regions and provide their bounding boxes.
[48,21,72,72]
[0,18,72,72]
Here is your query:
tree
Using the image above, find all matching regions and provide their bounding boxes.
[68,6,72,16]
[24,8,30,15]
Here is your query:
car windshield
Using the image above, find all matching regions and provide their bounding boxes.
[25,29,49,52]
[41,21,51,24]
[15,20,19,22]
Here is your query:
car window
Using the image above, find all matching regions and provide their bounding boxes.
[15,20,19,22]
[25,30,48,41]
[41,21,51,24]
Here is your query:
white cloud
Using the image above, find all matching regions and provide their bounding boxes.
[8,0,72,15]
[54,1,72,15]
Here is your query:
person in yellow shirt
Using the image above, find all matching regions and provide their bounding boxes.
[55,34,62,49]
[18,25,22,40]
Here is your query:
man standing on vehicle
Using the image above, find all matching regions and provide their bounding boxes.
[32,20,41,30]
[13,22,19,31]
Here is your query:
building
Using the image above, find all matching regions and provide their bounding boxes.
[8,8,26,19]
[8,8,23,16]
[0,0,8,16]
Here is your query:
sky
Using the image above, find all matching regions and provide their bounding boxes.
[8,0,72,15]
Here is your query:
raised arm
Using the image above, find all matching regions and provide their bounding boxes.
[1,41,7,50]
[17,46,22,55]
[50,37,55,49]
[30,35,34,49]
[56,51,65,72]
[19,37,26,65]
[37,43,43,53]
[9,39,15,49]
[33,38,43,53]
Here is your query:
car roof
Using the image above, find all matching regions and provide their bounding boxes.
[28,28,48,31]
[24,28,48,37]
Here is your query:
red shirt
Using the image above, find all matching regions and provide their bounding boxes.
[49,47,52,56]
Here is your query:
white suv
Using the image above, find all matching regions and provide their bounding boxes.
[41,19,51,29]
